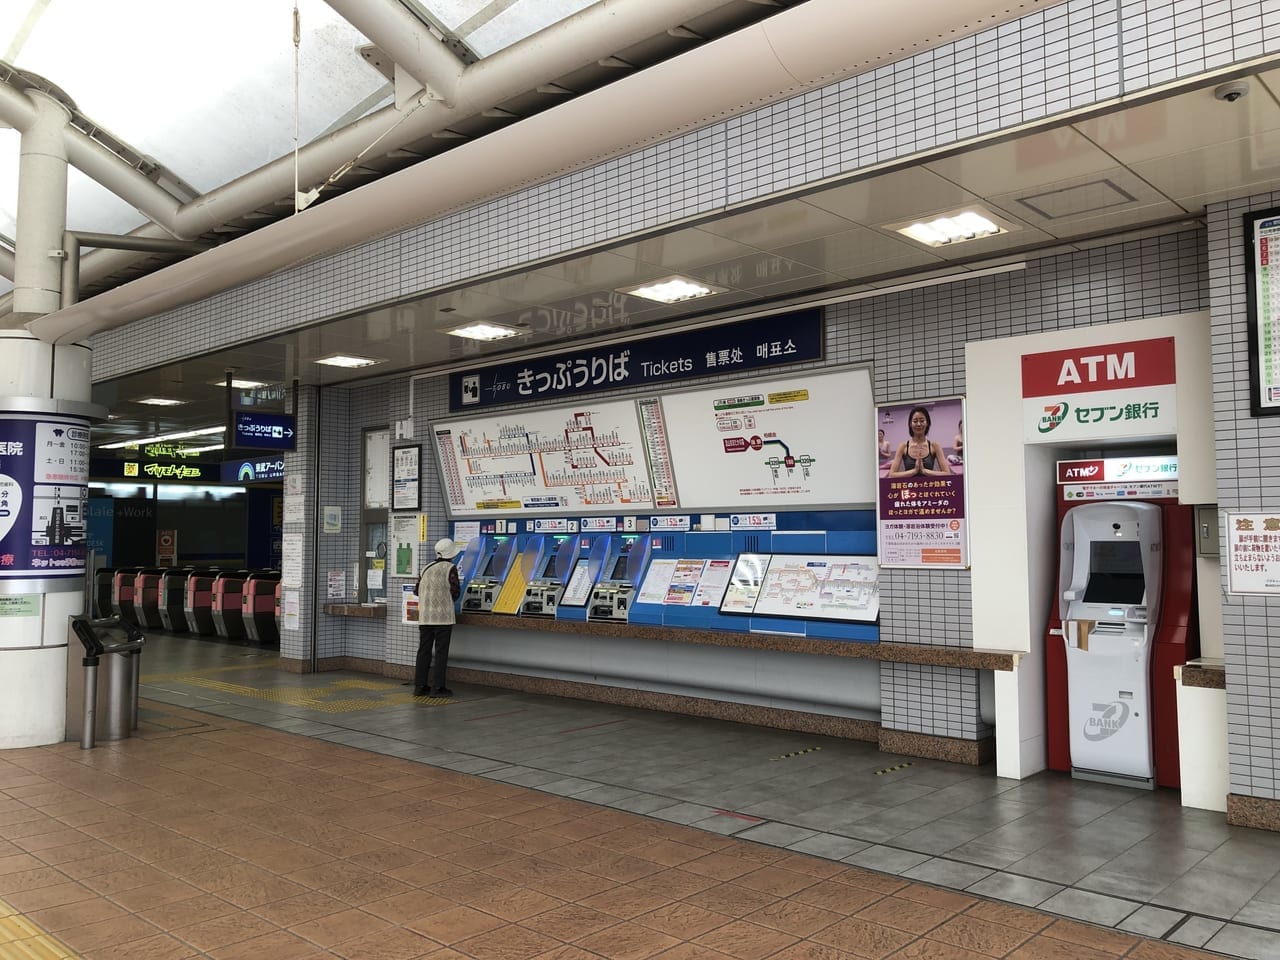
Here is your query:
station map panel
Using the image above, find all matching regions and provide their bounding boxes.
[432,400,655,517]
[721,553,879,622]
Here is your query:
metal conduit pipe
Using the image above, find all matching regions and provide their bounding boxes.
[59,232,214,308]
[323,0,465,106]
[10,93,70,326]
[27,0,1070,344]
[63,134,183,232]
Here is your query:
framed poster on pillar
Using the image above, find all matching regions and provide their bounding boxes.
[875,397,968,568]
[391,445,420,511]
[1243,207,1280,417]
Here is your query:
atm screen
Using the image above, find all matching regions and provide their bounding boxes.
[1083,541,1146,604]
[608,555,630,581]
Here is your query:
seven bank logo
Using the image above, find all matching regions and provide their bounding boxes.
[1037,402,1068,434]
[1083,700,1130,741]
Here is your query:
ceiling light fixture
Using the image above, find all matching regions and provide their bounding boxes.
[135,397,186,406]
[210,378,268,390]
[621,276,725,304]
[444,321,525,342]
[98,425,226,450]
[892,208,1008,247]
[314,354,384,368]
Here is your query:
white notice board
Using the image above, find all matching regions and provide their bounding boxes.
[430,399,655,518]
[657,366,876,510]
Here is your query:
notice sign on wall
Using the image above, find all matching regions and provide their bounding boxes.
[1245,210,1280,416]
[1022,337,1177,443]
[1226,512,1280,595]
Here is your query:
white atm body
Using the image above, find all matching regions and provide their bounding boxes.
[1057,501,1163,788]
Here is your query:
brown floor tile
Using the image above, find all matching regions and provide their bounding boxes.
[959,902,1052,935]
[0,853,46,877]
[27,895,128,931]
[534,945,615,960]
[56,851,144,880]
[1038,918,1139,955]
[769,854,846,881]
[109,877,205,911]
[586,851,669,883]
[576,920,681,960]
[137,893,240,929]
[855,896,954,935]
[831,869,910,896]
[3,879,97,911]
[408,903,506,943]
[1125,942,1218,959]
[522,902,621,942]
[926,915,1036,957]
[812,916,917,959]
[580,885,676,920]
[627,839,708,868]
[472,886,568,922]
[888,940,997,960]
[684,883,779,919]
[653,945,740,960]
[791,880,885,915]
[743,899,841,938]
[631,868,720,899]
[455,923,563,960]
[85,932,200,960]
[170,911,279,952]
[735,865,822,898]
[82,862,173,896]
[330,924,441,960]
[682,853,761,882]
[537,867,620,902]
[251,889,349,926]
[632,899,736,943]
[57,914,166,954]
[33,838,115,866]
[205,928,325,960]
[1005,937,1115,960]
[290,905,394,947]
[693,918,800,960]
[217,873,309,908]
[362,889,455,924]
[893,884,976,914]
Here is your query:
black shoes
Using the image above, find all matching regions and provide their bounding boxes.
[432,688,453,697]
[413,688,429,696]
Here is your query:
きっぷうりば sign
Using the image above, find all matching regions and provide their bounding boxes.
[1021,337,1177,443]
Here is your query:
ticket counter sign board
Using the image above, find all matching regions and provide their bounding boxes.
[233,411,297,450]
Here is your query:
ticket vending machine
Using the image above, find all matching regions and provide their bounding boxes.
[1046,457,1197,789]
[522,535,582,617]
[461,536,518,612]
[588,534,652,623]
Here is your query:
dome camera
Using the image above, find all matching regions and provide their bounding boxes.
[1214,80,1249,103]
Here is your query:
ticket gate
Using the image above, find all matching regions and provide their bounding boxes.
[130,569,167,630]
[185,571,219,636]
[94,567,116,618]
[242,572,281,645]
[158,569,193,632]
[111,568,144,626]
[211,572,248,640]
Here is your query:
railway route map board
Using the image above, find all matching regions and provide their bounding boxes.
[432,400,656,518]
[656,366,876,510]
[720,553,880,623]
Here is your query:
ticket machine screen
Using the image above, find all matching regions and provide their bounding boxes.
[1083,541,1145,605]
[607,555,629,581]
[541,552,560,579]
[478,554,498,578]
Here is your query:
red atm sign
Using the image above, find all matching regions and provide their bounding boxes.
[1022,337,1175,397]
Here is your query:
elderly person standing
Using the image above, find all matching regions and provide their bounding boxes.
[415,537,461,697]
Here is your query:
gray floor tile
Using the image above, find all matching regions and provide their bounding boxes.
[1038,887,1140,927]
[1151,867,1268,920]
[651,801,726,825]
[1205,922,1280,959]
[734,822,817,847]
[570,785,642,806]
[1075,868,1171,901]
[892,818,988,855]
[610,793,680,815]
[944,840,1028,870]
[787,833,871,860]
[1234,899,1280,931]
[1006,845,1112,885]
[1117,905,1186,938]
[965,871,1062,906]
[690,814,756,836]
[843,844,931,875]
[901,857,992,890]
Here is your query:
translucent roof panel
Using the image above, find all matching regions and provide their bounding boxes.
[402,0,603,58]
[1,0,390,196]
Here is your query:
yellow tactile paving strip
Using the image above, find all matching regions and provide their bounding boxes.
[0,900,76,959]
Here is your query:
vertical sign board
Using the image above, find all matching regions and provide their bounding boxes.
[1022,337,1177,443]
[1244,209,1280,416]
[0,415,90,580]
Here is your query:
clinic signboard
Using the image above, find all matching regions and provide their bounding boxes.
[0,414,90,580]
[449,308,822,410]
[1022,337,1177,443]
[232,411,297,450]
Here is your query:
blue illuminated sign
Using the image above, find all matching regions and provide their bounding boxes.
[449,308,822,411]
[233,412,296,450]
[220,458,286,483]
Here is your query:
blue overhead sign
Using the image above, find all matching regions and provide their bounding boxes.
[233,411,296,450]
[221,457,286,483]
[449,308,823,411]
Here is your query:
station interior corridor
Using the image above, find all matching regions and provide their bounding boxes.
[0,635,1276,959]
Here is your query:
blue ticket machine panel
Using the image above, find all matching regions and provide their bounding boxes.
[587,534,652,623]
[1058,501,1163,788]
[557,536,609,623]
[522,535,582,617]
[461,536,517,612]
[455,536,486,593]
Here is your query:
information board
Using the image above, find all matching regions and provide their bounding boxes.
[657,366,876,510]
[431,399,655,518]
[560,558,595,607]
[636,558,678,604]
[719,553,879,623]
[1246,210,1280,416]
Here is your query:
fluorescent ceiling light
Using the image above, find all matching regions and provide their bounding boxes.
[314,354,384,368]
[893,208,1008,247]
[98,425,225,450]
[210,378,267,389]
[182,443,225,454]
[621,276,725,304]
[445,321,525,342]
[135,397,185,406]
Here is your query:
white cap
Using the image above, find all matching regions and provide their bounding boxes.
[434,537,461,559]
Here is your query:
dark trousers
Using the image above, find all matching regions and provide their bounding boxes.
[415,624,452,693]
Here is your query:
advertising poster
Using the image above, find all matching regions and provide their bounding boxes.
[0,415,90,580]
[876,398,968,568]
[402,582,419,624]
[391,514,421,577]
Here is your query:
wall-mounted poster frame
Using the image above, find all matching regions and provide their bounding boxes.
[876,396,968,568]
[717,553,880,623]
[392,445,420,511]
[1243,207,1280,417]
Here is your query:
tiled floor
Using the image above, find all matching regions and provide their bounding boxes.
[0,634,1274,959]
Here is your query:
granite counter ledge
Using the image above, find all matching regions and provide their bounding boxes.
[455,613,1016,670]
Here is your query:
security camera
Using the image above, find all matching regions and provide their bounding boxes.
[1214,81,1249,103]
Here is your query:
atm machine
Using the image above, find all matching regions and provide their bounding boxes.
[1046,457,1197,789]
[521,535,583,617]
[588,534,652,623]
[461,536,518,612]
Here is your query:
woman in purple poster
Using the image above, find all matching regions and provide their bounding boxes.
[887,406,953,478]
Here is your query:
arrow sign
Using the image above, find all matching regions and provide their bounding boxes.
[233,411,297,451]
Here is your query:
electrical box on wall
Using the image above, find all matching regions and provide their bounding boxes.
[1194,504,1219,558]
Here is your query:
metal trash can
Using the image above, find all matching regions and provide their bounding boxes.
[66,616,144,748]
